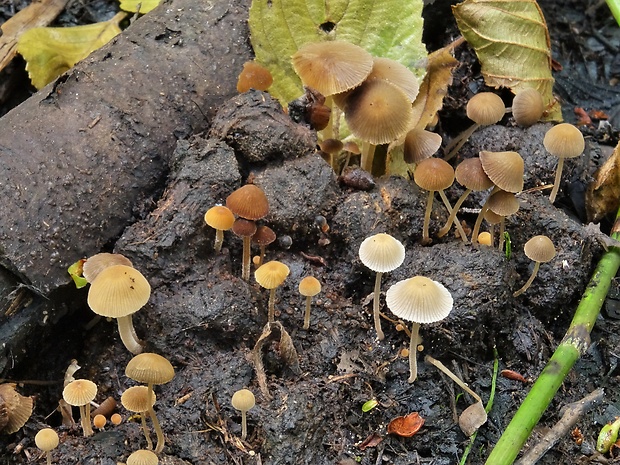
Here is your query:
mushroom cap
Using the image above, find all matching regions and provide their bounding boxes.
[299,276,321,297]
[291,41,373,96]
[523,235,556,263]
[35,428,59,452]
[87,265,151,318]
[226,185,270,220]
[63,379,98,407]
[0,384,33,434]
[232,218,257,238]
[93,414,107,429]
[318,139,344,155]
[344,79,414,145]
[487,190,520,217]
[385,276,453,324]
[477,231,492,246]
[127,449,159,465]
[255,260,290,289]
[252,225,276,246]
[231,389,256,412]
[455,158,494,191]
[413,157,455,191]
[512,88,544,127]
[479,151,524,193]
[125,353,175,386]
[367,57,420,102]
[403,129,442,164]
[82,253,133,283]
[358,233,406,273]
[543,123,585,159]
[466,92,506,126]
[483,208,503,225]
[237,61,273,93]
[120,386,156,413]
[204,206,235,231]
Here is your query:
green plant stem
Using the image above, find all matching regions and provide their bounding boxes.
[485,210,620,465]
[606,0,620,28]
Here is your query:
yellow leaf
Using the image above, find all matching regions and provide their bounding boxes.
[120,0,161,14]
[17,12,127,90]
[586,143,620,223]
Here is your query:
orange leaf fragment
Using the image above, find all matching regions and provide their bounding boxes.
[387,412,425,437]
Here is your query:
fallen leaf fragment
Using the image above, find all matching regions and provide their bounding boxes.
[458,400,487,437]
[586,142,620,223]
[120,0,161,14]
[358,432,383,450]
[387,412,425,437]
[500,369,528,383]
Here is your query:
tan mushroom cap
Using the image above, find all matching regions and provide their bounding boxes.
[512,88,544,127]
[83,253,133,283]
[120,386,156,413]
[455,158,494,191]
[299,276,321,297]
[344,79,414,145]
[367,57,420,102]
[483,208,503,224]
[291,41,373,96]
[232,218,257,238]
[479,150,524,193]
[523,235,556,263]
[226,184,270,221]
[358,233,405,273]
[466,92,506,126]
[252,225,276,246]
[87,265,151,318]
[127,449,159,465]
[487,190,520,217]
[318,139,344,155]
[126,353,175,385]
[231,389,256,412]
[63,379,97,407]
[385,276,453,324]
[255,260,290,289]
[204,206,235,231]
[237,61,273,93]
[403,129,442,164]
[543,123,585,159]
[414,158,455,192]
[0,384,33,434]
[35,428,59,451]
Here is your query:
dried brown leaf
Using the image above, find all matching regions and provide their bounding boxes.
[387,412,425,437]
[586,144,620,223]
[458,400,487,437]
[358,432,383,450]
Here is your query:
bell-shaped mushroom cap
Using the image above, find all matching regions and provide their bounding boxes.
[414,158,455,191]
[63,379,97,407]
[237,61,273,93]
[386,276,453,324]
[127,449,159,465]
[204,206,235,231]
[479,151,524,193]
[87,265,151,318]
[487,190,520,216]
[126,353,175,386]
[226,185,270,221]
[299,276,321,297]
[0,384,33,434]
[231,389,256,412]
[83,253,133,283]
[232,218,257,239]
[121,386,156,413]
[291,41,373,96]
[403,129,442,164]
[367,57,420,102]
[543,123,585,159]
[483,208,503,225]
[252,225,276,247]
[255,260,290,289]
[512,88,544,127]
[358,233,405,273]
[344,79,414,145]
[318,139,344,155]
[466,92,506,126]
[455,158,494,191]
[35,428,59,452]
[524,235,556,263]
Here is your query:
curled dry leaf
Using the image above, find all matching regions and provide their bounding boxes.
[358,432,383,450]
[387,412,425,437]
[586,142,620,223]
[458,400,487,437]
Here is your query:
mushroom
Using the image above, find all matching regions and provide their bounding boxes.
[231,219,258,281]
[35,428,59,465]
[127,449,159,465]
[366,56,420,102]
[110,413,123,426]
[481,209,503,247]
[318,138,344,171]
[82,252,133,283]
[125,353,175,454]
[231,389,255,440]
[252,225,276,267]
[513,235,556,297]
[255,260,290,322]
[403,128,442,164]
[477,231,493,246]
[543,123,585,203]
[0,383,33,434]
[236,61,273,93]
[298,276,321,330]
[93,414,107,431]
[386,276,453,383]
[87,264,151,354]
[204,205,235,253]
[486,190,520,251]
[510,88,544,127]
[358,233,405,340]
[63,379,98,437]
[120,385,156,450]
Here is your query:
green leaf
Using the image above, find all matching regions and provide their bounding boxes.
[120,0,161,14]
[67,259,88,289]
[249,0,427,105]
[17,12,126,90]
[361,399,378,412]
[452,0,562,121]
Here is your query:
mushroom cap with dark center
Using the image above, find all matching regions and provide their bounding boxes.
[63,379,97,407]
[121,386,156,413]
[204,206,235,231]
[226,184,270,220]
[0,384,33,434]
[232,218,257,239]
[413,158,455,191]
[231,389,256,412]
[82,253,133,283]
[487,190,520,217]
[252,225,276,247]
[512,88,544,127]
[543,123,585,159]
[403,129,442,164]
[299,276,321,297]
[35,428,59,452]
[367,57,420,102]
[127,449,159,465]
[291,40,373,96]
[358,233,406,273]
[255,260,290,289]
[386,276,453,324]
[479,150,524,193]
[466,92,505,126]
[87,265,151,318]
[455,158,494,191]
[523,235,556,263]
[237,61,273,93]
[126,353,175,386]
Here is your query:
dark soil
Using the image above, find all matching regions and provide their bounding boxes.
[1,1,620,465]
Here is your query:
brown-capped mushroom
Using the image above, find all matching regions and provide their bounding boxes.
[237,61,273,93]
[121,385,156,450]
[299,276,321,330]
[486,190,520,251]
[204,206,235,253]
[231,389,255,440]
[82,253,133,283]
[513,235,556,297]
[35,428,59,465]
[366,57,420,102]
[232,218,258,281]
[252,225,276,267]
[0,383,33,434]
[543,123,585,203]
[63,379,98,437]
[510,88,544,127]
[403,128,442,164]
[255,260,290,322]
[127,449,159,465]
[93,414,107,431]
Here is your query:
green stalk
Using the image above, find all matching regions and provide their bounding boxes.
[485,210,620,465]
[606,0,620,26]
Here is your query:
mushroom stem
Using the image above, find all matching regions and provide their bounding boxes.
[80,404,94,437]
[320,95,334,141]
[214,229,225,253]
[303,296,312,330]
[437,188,471,238]
[437,190,468,242]
[488,224,495,247]
[513,261,541,297]
[242,236,252,281]
[372,272,385,340]
[117,315,144,355]
[360,141,376,173]
[258,245,266,267]
[498,218,506,251]
[240,410,248,440]
[470,186,498,244]
[549,157,565,204]
[267,288,277,322]
[141,413,154,450]
[422,190,434,244]
[444,124,479,161]
[45,452,52,465]
[408,322,421,383]
[149,406,166,454]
